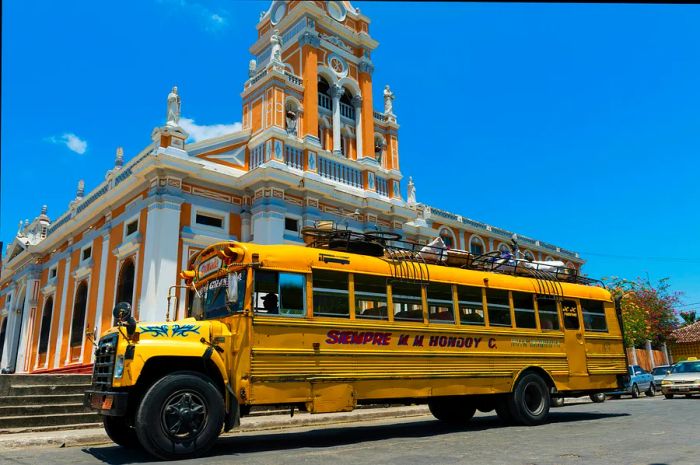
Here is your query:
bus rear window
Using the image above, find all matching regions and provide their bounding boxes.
[355,274,388,320]
[392,282,424,322]
[581,299,607,332]
[537,298,560,330]
[486,289,511,327]
[457,286,484,325]
[313,269,349,318]
[513,292,536,329]
[427,283,454,324]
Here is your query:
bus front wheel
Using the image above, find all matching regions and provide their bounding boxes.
[508,373,550,426]
[428,396,476,425]
[135,371,225,460]
[103,415,140,448]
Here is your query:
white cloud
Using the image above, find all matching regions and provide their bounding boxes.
[48,133,88,154]
[180,117,242,142]
[159,0,229,32]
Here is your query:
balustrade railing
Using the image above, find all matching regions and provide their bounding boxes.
[376,176,388,197]
[318,156,362,188]
[318,93,332,110]
[284,146,304,170]
[250,144,265,169]
[340,102,355,120]
[285,71,303,86]
[373,111,387,122]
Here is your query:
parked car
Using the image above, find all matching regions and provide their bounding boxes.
[651,365,673,390]
[661,358,700,399]
[607,365,656,398]
[551,392,606,407]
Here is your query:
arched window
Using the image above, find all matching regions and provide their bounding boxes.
[116,259,136,307]
[70,281,88,347]
[340,88,354,120]
[0,317,7,365]
[439,228,455,249]
[374,134,386,166]
[498,243,511,254]
[469,236,485,255]
[38,296,53,355]
[317,77,331,111]
[524,250,535,261]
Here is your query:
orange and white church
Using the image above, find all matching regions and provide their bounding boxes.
[0,1,582,374]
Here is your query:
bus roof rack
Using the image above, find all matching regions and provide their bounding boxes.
[301,224,602,288]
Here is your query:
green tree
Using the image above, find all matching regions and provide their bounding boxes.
[679,310,698,326]
[604,276,680,348]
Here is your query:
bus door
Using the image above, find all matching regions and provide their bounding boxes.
[561,299,588,376]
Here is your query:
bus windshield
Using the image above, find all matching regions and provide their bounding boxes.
[192,270,247,320]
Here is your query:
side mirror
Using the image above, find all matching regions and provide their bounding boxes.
[113,302,137,337]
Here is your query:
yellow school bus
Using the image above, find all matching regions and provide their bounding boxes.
[85,230,628,459]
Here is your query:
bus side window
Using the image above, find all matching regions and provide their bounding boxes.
[561,300,580,330]
[254,270,279,314]
[253,270,305,317]
[355,274,388,320]
[427,283,454,324]
[581,299,607,332]
[392,281,424,322]
[513,292,536,329]
[457,286,485,325]
[312,269,350,318]
[278,273,305,316]
[486,289,511,327]
[537,298,560,330]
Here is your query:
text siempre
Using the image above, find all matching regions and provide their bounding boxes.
[325,330,497,349]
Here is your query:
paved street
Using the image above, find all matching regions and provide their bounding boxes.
[1,396,698,465]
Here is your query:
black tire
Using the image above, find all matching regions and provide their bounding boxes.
[507,373,550,426]
[589,393,606,403]
[135,371,225,460]
[551,396,565,407]
[645,384,656,397]
[428,396,476,425]
[495,397,515,425]
[103,415,140,448]
[631,384,640,398]
[664,393,674,399]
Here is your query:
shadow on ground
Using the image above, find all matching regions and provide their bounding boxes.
[81,411,629,464]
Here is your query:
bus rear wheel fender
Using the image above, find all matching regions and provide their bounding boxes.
[428,396,477,425]
[507,372,551,426]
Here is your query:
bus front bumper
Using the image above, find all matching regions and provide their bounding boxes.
[84,390,129,416]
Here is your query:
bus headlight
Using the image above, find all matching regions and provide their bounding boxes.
[114,355,125,379]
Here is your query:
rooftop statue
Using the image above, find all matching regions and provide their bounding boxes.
[383,85,395,115]
[166,86,180,127]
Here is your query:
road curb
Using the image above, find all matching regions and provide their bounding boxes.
[0,406,431,450]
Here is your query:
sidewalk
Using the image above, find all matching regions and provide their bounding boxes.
[0,405,431,450]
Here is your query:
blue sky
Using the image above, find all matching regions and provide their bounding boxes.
[2,1,699,311]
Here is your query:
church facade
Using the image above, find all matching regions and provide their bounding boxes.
[0,1,583,374]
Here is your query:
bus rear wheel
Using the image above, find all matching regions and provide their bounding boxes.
[428,396,476,426]
[507,373,550,426]
[135,371,225,460]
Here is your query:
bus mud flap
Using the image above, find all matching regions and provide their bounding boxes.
[307,382,356,413]
[224,384,240,432]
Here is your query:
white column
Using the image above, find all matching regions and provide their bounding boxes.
[330,84,344,154]
[241,211,252,242]
[92,232,111,355]
[630,346,638,366]
[252,210,285,245]
[53,255,72,368]
[352,95,363,159]
[662,342,670,365]
[15,276,39,373]
[0,295,18,371]
[139,196,182,323]
[645,340,655,369]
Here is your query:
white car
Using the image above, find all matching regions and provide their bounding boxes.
[661,358,700,399]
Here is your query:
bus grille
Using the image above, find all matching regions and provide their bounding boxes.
[92,333,118,392]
